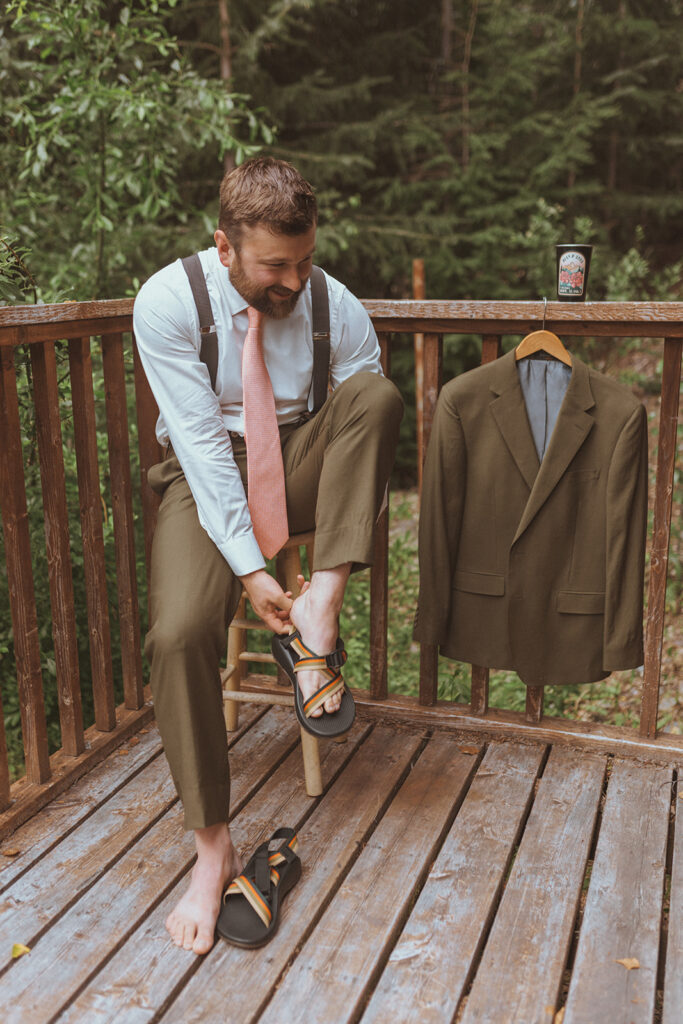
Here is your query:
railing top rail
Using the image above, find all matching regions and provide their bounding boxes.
[0,298,681,339]
[0,298,133,327]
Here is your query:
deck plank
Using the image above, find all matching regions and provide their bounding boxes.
[0,707,293,966]
[0,707,301,1021]
[57,720,372,1024]
[160,725,425,1024]
[257,732,484,1024]
[460,746,605,1024]
[0,724,163,892]
[0,708,263,893]
[563,759,672,1024]
[663,765,683,1024]
[361,741,546,1024]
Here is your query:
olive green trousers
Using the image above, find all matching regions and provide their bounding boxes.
[145,372,403,830]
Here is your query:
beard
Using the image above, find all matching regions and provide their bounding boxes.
[229,254,305,320]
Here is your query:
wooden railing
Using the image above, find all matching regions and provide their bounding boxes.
[0,298,681,835]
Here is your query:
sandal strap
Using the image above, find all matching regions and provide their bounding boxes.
[303,673,345,717]
[289,633,347,674]
[224,830,300,927]
[225,875,272,928]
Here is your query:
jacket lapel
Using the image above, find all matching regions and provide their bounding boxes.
[489,350,540,492]
[512,356,595,544]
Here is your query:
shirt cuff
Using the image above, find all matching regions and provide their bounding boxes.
[222,532,267,578]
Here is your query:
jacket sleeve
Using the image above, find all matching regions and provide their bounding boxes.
[413,386,467,645]
[602,403,648,669]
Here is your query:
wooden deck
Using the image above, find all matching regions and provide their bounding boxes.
[0,703,681,1024]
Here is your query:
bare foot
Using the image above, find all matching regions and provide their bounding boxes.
[289,566,351,716]
[166,823,242,955]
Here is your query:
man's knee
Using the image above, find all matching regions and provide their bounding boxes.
[145,605,223,665]
[335,371,404,428]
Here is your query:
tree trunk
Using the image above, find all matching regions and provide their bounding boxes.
[607,0,626,192]
[461,0,479,170]
[567,0,585,191]
[441,0,452,67]
[219,0,235,174]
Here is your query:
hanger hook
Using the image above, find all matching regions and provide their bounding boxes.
[542,296,547,331]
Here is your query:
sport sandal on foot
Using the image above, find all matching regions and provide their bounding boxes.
[271,629,355,738]
[217,828,301,949]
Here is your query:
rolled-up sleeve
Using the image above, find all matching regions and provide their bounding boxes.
[133,267,265,577]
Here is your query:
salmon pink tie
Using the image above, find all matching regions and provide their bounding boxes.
[242,306,289,558]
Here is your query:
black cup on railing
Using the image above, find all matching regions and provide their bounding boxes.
[556,244,593,302]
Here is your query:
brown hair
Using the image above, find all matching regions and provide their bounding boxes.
[218,157,317,248]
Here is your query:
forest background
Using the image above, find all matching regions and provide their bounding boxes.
[0,0,681,774]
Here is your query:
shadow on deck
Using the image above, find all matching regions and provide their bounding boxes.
[0,703,680,1024]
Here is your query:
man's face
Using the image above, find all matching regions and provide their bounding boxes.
[215,222,316,320]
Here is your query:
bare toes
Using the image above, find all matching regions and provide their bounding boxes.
[194,926,215,955]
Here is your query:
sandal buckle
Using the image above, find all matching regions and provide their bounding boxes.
[326,648,346,670]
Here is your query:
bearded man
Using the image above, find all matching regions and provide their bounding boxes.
[133,157,403,954]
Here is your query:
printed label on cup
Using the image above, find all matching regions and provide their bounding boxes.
[558,251,586,297]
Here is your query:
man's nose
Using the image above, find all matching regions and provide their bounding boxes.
[281,266,305,292]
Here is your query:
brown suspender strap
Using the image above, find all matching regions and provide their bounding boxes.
[309,265,330,414]
[181,257,330,412]
[181,254,218,391]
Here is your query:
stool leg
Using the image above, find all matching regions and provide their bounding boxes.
[300,726,323,796]
[281,546,304,596]
[224,592,246,732]
[279,544,323,795]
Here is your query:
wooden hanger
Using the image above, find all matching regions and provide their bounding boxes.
[515,298,572,367]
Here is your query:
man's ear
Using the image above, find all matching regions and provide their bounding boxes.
[214,230,235,268]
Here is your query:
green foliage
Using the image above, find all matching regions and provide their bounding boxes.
[0,0,271,300]
[175,0,682,303]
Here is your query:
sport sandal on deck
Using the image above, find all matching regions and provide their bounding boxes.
[217,828,301,949]
[271,629,355,738]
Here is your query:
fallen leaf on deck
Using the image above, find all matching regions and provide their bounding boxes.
[553,1009,565,1024]
[1,849,21,858]
[459,745,479,755]
[11,944,30,959]
[615,957,640,970]
[139,728,149,734]
[117,748,130,756]
[129,737,140,746]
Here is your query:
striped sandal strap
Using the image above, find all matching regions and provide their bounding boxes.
[302,673,345,718]
[224,831,300,927]
[289,633,347,674]
[224,875,273,929]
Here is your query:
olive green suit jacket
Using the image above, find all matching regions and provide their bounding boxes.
[414,349,648,687]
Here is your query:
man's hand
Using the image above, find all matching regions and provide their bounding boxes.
[238,569,293,634]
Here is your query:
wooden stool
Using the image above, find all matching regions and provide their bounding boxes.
[221,532,323,796]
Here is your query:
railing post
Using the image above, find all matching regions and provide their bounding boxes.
[640,337,682,737]
[418,332,443,706]
[101,334,144,711]
[0,345,51,784]
[370,333,391,700]
[470,335,503,715]
[132,334,161,607]
[68,337,117,733]
[413,259,426,493]
[31,342,85,757]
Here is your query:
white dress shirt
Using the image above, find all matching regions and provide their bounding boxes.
[133,247,382,577]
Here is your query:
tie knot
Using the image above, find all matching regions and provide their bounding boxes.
[247,306,263,331]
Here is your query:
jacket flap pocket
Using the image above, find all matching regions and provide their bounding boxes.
[454,570,505,596]
[556,590,604,615]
